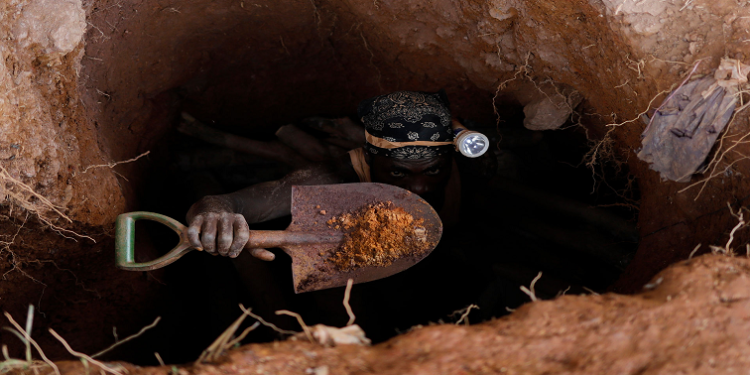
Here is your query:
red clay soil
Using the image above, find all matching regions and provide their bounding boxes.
[19,253,750,375]
[328,201,430,271]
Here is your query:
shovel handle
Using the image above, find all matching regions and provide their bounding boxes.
[115,211,194,271]
[246,231,343,249]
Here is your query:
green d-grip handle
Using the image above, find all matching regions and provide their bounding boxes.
[115,211,195,271]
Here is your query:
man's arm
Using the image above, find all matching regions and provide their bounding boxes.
[186,158,356,258]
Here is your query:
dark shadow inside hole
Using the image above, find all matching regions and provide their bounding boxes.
[118,97,639,366]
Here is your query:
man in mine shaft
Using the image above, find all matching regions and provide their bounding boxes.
[185,90,480,259]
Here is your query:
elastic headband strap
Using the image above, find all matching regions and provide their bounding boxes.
[365,131,453,149]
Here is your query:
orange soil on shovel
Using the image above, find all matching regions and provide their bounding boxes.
[327,201,430,271]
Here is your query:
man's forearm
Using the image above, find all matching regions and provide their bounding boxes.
[187,158,354,227]
[233,179,293,224]
[187,176,299,226]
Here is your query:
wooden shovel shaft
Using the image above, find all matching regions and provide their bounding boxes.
[245,230,343,249]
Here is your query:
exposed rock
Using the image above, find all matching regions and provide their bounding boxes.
[12,0,85,64]
[523,88,582,131]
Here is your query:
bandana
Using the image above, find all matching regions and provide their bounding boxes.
[357,91,454,159]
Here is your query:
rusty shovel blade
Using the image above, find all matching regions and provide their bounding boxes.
[283,183,443,293]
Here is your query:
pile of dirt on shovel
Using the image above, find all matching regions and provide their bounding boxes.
[41,253,750,374]
[327,201,431,271]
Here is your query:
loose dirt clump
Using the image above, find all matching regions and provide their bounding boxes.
[327,202,430,271]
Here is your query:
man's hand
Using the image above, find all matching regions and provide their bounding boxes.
[184,161,352,261]
[186,212,274,260]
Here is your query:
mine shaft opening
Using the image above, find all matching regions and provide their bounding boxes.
[14,0,750,371]
[117,91,640,365]
[65,0,645,367]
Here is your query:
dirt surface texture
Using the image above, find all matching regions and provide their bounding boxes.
[9,253,750,374]
[3,0,750,367]
[327,201,430,271]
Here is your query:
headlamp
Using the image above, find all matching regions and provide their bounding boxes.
[452,121,489,158]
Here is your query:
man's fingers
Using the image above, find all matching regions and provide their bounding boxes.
[250,248,275,261]
[187,215,204,250]
[229,216,250,258]
[201,214,218,254]
[217,215,233,256]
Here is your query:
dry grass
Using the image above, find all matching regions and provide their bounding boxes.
[198,281,365,362]
[2,306,160,374]
[276,310,314,343]
[92,317,161,359]
[237,304,298,336]
[49,328,124,375]
[1,306,60,375]
[197,308,260,363]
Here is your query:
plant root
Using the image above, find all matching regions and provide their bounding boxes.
[451,304,480,326]
[520,272,543,302]
[343,278,356,326]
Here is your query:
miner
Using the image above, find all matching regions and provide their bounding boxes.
[186,90,465,259]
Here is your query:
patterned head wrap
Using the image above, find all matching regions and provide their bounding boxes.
[357,90,454,159]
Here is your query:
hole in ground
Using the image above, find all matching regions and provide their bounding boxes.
[69,0,644,366]
[111,97,639,365]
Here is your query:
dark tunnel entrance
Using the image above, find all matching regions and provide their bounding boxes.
[120,93,640,365]
[53,0,652,365]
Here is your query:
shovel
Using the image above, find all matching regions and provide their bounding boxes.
[115,182,443,293]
